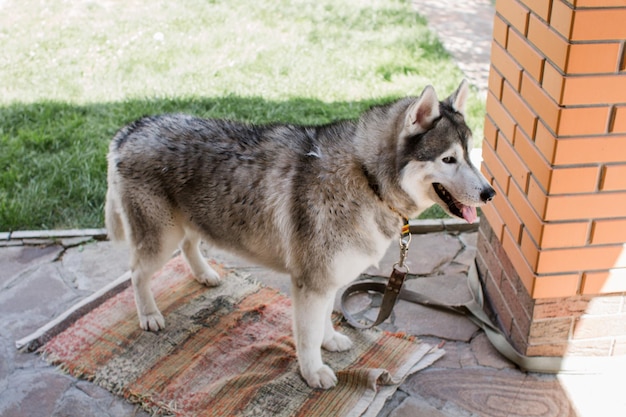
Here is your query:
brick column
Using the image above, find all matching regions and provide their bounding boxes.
[477,0,626,358]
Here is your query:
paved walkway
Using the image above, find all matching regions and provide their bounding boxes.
[413,0,494,96]
[1,1,624,416]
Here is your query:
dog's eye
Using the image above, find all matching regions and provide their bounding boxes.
[442,156,456,164]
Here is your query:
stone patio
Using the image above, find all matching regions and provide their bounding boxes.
[1,221,623,416]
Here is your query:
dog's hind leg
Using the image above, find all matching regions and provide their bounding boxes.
[126,203,183,332]
[180,229,221,286]
[131,255,167,332]
[291,281,339,389]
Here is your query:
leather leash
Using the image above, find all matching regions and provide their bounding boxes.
[341,218,411,330]
[340,223,623,374]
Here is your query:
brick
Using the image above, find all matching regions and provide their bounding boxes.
[481,139,510,194]
[526,342,568,356]
[557,106,610,136]
[520,0,552,21]
[502,257,535,319]
[527,14,569,71]
[549,166,599,194]
[480,158,495,185]
[501,82,537,139]
[484,267,515,332]
[561,75,626,106]
[520,73,560,134]
[527,176,547,217]
[536,244,626,274]
[585,295,624,316]
[488,67,504,100]
[496,0,530,36]
[613,337,626,356]
[490,42,523,91]
[496,226,523,288]
[493,14,509,48]
[501,280,532,336]
[533,296,589,320]
[591,218,626,245]
[570,8,626,41]
[610,106,626,134]
[565,339,613,356]
[483,114,498,149]
[528,318,572,344]
[545,192,626,221]
[573,314,626,339]
[477,214,505,274]
[549,0,573,39]
[507,29,544,82]
[601,164,626,191]
[554,135,626,165]
[494,180,523,240]
[480,193,505,241]
[532,274,580,298]
[520,227,539,269]
[497,134,529,191]
[534,121,556,164]
[567,42,622,75]
[502,227,536,293]
[582,269,626,295]
[510,319,531,354]
[573,0,626,6]
[508,180,543,244]
[486,90,516,143]
[513,127,552,191]
[541,221,589,248]
[541,61,565,105]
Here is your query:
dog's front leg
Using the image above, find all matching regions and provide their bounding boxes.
[291,283,338,389]
[322,294,353,352]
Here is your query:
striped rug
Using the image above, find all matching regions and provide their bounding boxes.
[40,256,442,417]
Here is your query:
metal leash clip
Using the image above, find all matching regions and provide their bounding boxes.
[393,219,411,273]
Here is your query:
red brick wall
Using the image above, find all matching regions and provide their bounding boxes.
[477,0,626,357]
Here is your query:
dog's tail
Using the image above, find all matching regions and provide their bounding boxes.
[104,149,127,243]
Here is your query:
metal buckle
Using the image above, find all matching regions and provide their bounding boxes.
[394,228,412,273]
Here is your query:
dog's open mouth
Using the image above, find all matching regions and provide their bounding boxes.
[433,183,477,224]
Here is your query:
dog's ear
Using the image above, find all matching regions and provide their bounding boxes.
[405,85,440,135]
[447,79,469,116]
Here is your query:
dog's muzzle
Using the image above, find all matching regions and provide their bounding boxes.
[433,183,495,224]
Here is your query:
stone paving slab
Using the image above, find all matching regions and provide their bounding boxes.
[0,239,149,417]
[402,368,578,417]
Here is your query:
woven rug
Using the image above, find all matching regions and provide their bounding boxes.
[35,256,442,417]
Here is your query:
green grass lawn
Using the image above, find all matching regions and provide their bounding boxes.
[0,0,483,231]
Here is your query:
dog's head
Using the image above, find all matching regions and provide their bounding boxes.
[397,80,495,222]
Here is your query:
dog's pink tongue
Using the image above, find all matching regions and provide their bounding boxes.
[462,206,477,224]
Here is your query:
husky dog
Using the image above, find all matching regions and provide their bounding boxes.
[105,80,495,389]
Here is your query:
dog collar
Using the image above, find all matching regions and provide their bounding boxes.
[361,164,411,224]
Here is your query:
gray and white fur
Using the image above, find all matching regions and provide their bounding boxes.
[105,80,495,389]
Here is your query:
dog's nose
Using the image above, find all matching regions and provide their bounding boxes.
[481,187,496,203]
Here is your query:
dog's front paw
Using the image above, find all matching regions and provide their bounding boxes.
[322,331,353,352]
[302,365,338,389]
[194,269,221,287]
[139,312,165,332]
